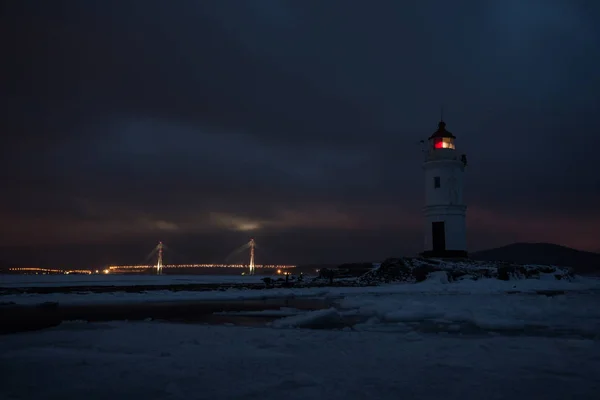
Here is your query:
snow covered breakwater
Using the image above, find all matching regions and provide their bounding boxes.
[357,257,575,284]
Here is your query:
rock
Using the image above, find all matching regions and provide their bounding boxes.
[357,257,573,285]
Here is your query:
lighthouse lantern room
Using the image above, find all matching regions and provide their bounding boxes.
[422,120,468,258]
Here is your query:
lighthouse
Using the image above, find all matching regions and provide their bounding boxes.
[421,120,468,258]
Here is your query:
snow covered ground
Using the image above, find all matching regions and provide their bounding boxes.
[0,274,266,288]
[2,274,600,399]
[2,273,600,306]
[1,320,599,400]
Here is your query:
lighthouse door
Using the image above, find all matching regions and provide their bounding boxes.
[432,221,446,252]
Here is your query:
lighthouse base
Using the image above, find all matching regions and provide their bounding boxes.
[422,205,467,260]
[420,249,468,259]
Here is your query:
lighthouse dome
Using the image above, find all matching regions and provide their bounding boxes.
[428,121,456,150]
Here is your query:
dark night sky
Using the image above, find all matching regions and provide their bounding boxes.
[1,0,600,267]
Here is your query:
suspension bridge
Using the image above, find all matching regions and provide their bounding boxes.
[107,238,295,275]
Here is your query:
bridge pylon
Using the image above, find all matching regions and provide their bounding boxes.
[156,241,164,275]
[249,238,255,275]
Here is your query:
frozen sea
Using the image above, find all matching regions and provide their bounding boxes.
[0,273,266,288]
[1,274,600,399]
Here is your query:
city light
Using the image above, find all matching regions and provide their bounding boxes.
[6,240,296,276]
[107,264,296,273]
[8,267,92,275]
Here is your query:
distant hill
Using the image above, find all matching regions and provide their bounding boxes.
[471,243,600,275]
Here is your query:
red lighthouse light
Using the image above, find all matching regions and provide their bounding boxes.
[433,137,455,149]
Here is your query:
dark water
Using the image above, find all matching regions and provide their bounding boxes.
[4,293,600,340]
[156,313,599,340]
[0,297,337,334]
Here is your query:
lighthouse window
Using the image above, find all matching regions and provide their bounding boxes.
[433,137,455,150]
[434,176,441,188]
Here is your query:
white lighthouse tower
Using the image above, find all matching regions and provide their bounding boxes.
[422,119,468,258]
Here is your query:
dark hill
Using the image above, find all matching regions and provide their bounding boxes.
[471,243,600,275]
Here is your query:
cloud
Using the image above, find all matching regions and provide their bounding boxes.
[153,220,180,232]
[209,212,263,232]
[1,0,600,261]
